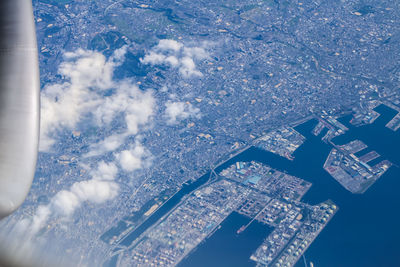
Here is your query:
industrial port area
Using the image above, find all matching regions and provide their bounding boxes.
[117,161,336,267]
[256,101,397,195]
[252,200,336,267]
[95,100,400,267]
[255,128,305,161]
[323,145,391,194]
[314,103,395,194]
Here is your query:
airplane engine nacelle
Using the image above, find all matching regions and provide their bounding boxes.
[0,0,40,219]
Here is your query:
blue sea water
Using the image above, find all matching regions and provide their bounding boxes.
[182,104,400,267]
[179,212,273,267]
[296,105,400,267]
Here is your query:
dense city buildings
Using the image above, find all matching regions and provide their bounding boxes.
[0,1,399,266]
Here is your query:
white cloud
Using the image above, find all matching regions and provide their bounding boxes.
[141,39,209,78]
[140,51,167,65]
[179,57,202,77]
[52,190,81,216]
[16,46,157,244]
[93,81,154,133]
[50,161,119,217]
[155,39,183,52]
[40,81,95,151]
[183,46,208,60]
[116,142,152,172]
[164,101,201,124]
[84,134,126,158]
[90,161,118,181]
[71,180,119,205]
[165,56,180,67]
[30,205,51,236]
[40,47,154,152]
[15,161,120,237]
[61,49,115,90]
